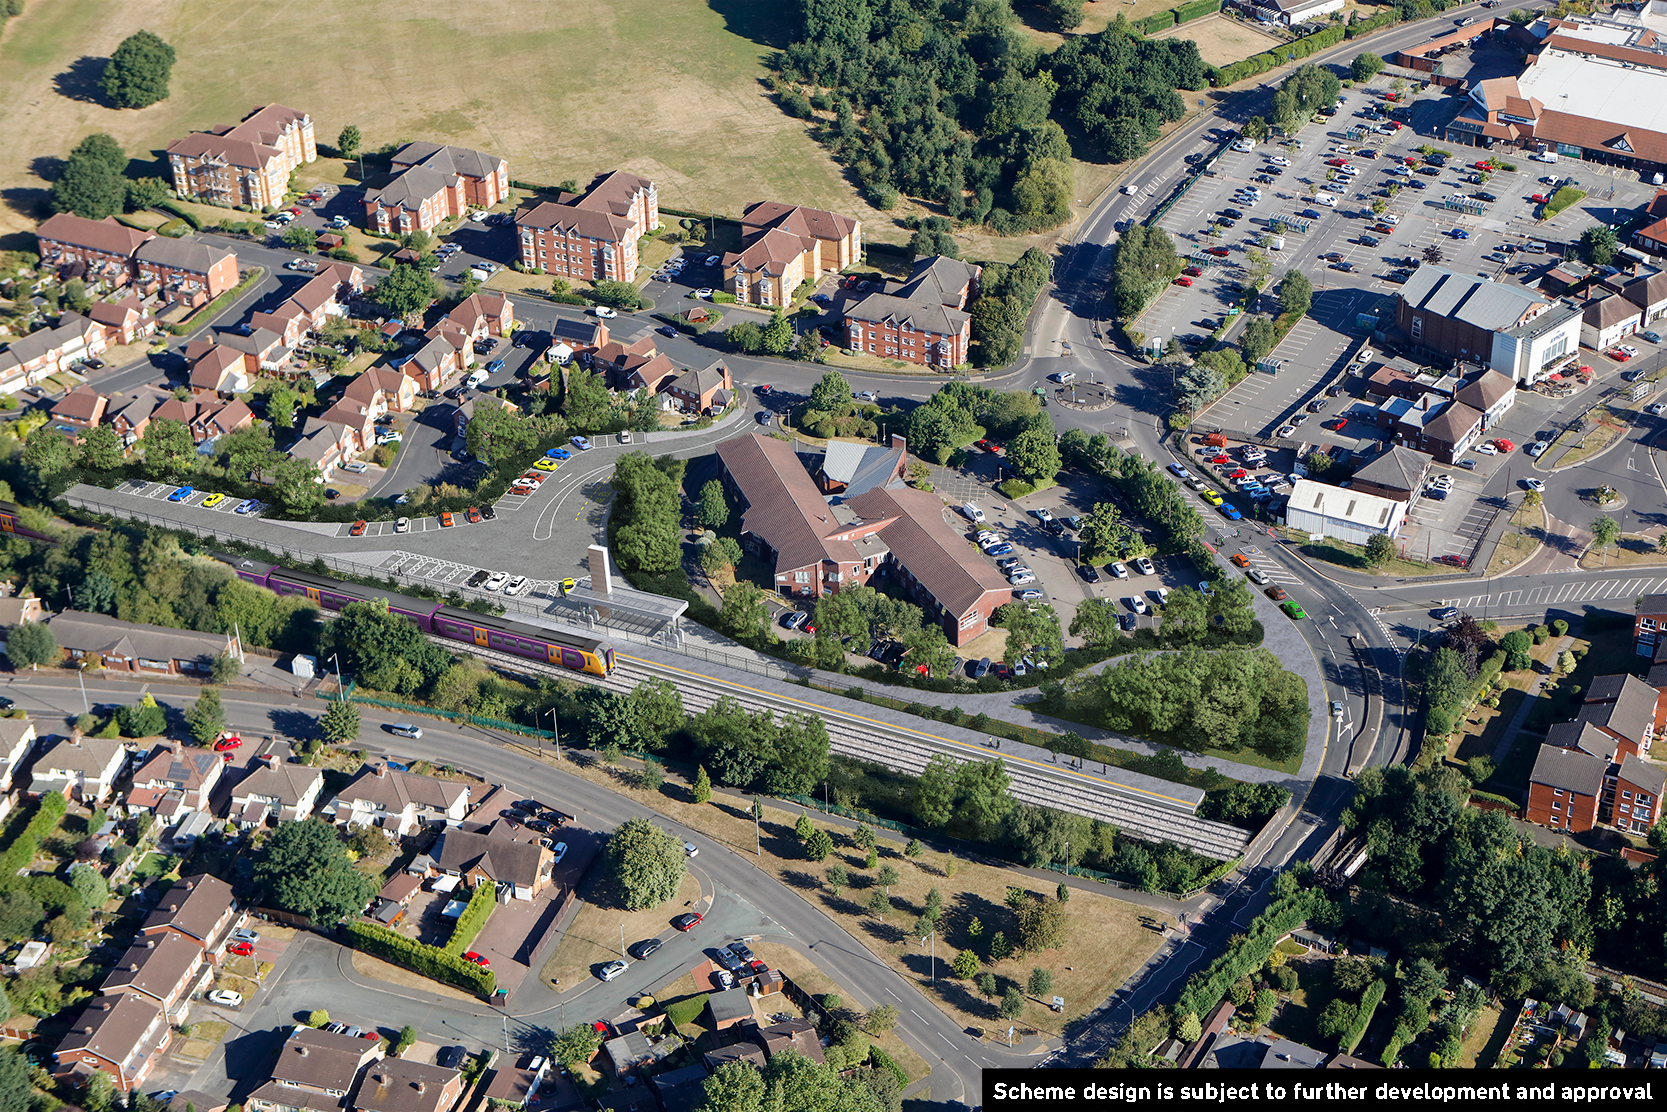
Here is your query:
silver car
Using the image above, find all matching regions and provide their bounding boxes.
[599,960,629,981]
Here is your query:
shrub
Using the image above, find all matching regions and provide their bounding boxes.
[344,922,496,998]
[444,882,495,955]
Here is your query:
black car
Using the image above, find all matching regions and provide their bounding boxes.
[1217,219,1236,229]
[1329,261,1354,272]
[1407,180,1427,190]
[0,696,12,710]
[1325,384,1344,397]
[1118,613,1138,632]
[1077,563,1101,583]
[728,940,755,963]
[1043,520,1066,536]
[479,504,496,520]
[467,570,491,587]
[629,937,663,960]
[1254,174,1274,184]
[1306,399,1327,413]
[1475,191,1498,203]
[515,799,546,812]
[1359,235,1379,247]
[1222,209,1244,220]
[437,1047,468,1070]
[1417,166,1441,176]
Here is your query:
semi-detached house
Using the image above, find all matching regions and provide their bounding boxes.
[100,931,209,1015]
[247,1025,385,1112]
[324,761,470,837]
[29,735,129,805]
[52,993,172,1092]
[127,742,226,820]
[134,237,239,308]
[228,749,325,828]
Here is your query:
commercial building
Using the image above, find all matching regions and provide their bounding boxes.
[167,105,317,209]
[1396,264,1583,385]
[1284,479,1407,546]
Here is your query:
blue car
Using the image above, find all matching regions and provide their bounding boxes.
[168,486,194,502]
[571,436,592,451]
[1449,228,1469,239]
[484,359,506,374]
[1644,331,1662,344]
[986,543,1015,557]
[545,447,572,460]
[1217,503,1243,521]
[657,325,678,337]
[234,499,260,514]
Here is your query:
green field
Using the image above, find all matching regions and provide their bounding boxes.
[0,0,868,245]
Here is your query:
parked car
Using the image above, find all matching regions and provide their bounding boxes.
[629,938,663,960]
[598,961,628,981]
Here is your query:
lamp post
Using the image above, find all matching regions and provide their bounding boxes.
[1064,840,1071,878]
[920,927,936,984]
[329,653,343,697]
[549,707,561,761]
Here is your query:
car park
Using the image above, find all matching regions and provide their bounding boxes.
[439,512,455,527]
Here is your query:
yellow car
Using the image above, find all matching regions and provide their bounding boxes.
[558,577,577,595]
[1201,490,1224,507]
[533,458,560,472]
[201,493,225,508]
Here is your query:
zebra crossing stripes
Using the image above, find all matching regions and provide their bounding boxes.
[1437,576,1667,613]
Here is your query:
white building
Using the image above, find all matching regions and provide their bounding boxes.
[1286,480,1407,547]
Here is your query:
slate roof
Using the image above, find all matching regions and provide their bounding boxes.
[668,360,730,399]
[1351,445,1429,494]
[143,873,236,943]
[1577,673,1658,743]
[1547,719,1618,759]
[551,318,605,347]
[1530,743,1609,796]
[1619,753,1667,798]
[843,484,1012,616]
[368,166,451,211]
[1621,270,1667,310]
[0,312,101,372]
[1400,264,1548,330]
[1640,592,1667,616]
[716,433,861,573]
[36,735,126,777]
[135,237,236,275]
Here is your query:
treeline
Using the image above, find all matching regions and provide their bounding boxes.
[1050,23,1209,163]
[903,378,1055,464]
[968,247,1052,366]
[1109,224,1182,319]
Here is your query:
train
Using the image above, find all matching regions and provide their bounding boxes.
[215,555,615,677]
[0,501,64,544]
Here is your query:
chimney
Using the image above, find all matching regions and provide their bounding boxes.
[259,753,279,768]
[372,762,387,778]
[890,433,907,453]
[414,1081,426,1094]
[298,1047,308,1057]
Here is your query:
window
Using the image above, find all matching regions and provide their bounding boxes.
[1410,315,1424,340]
[794,571,809,583]
[1551,801,1560,811]
[1639,793,1653,804]
[1553,788,1564,797]
[1623,790,1633,800]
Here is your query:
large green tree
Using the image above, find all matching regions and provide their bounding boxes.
[184,686,225,745]
[1007,427,1061,484]
[101,30,177,108]
[78,425,126,471]
[1277,269,1312,319]
[808,370,851,413]
[253,818,377,924]
[698,479,730,531]
[466,403,535,463]
[273,456,326,515]
[1351,53,1385,82]
[375,263,442,317]
[5,621,57,670]
[140,417,195,478]
[1077,501,1135,563]
[337,125,363,159]
[605,817,687,910]
[51,153,126,220]
[22,426,75,478]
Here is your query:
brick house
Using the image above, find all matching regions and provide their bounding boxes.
[1388,394,1485,464]
[1581,292,1643,351]
[140,873,241,956]
[843,256,980,368]
[135,238,239,307]
[433,826,553,900]
[1637,189,1667,256]
[253,263,364,343]
[514,170,657,281]
[127,742,226,821]
[289,417,359,479]
[547,317,607,366]
[106,386,172,446]
[351,1058,463,1112]
[35,214,154,287]
[324,762,471,837]
[29,735,129,805]
[52,994,171,1092]
[1347,445,1430,503]
[100,931,209,1015]
[1578,673,1656,758]
[228,749,326,828]
[47,610,242,675]
[214,327,293,377]
[188,345,252,397]
[87,296,156,346]
[365,143,509,234]
[247,1026,385,1112]
[664,359,734,414]
[167,105,317,209]
[150,394,255,444]
[0,312,108,389]
[1526,743,1606,832]
[624,353,678,394]
[443,292,515,341]
[343,367,418,415]
[725,202,862,307]
[50,386,109,429]
[407,335,461,394]
[1452,369,1516,430]
[1611,754,1665,835]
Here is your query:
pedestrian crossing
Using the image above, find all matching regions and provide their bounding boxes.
[1240,545,1302,584]
[1437,575,1667,613]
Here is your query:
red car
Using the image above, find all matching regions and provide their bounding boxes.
[1474,160,1492,170]
[1530,193,1550,204]
[1266,586,1289,601]
[1228,468,1249,481]
[755,384,773,394]
[1610,350,1632,361]
[1209,454,1231,465]
[350,520,367,537]
[1206,246,1231,257]
[672,912,703,931]
[1436,554,1469,568]
[1326,158,1350,168]
[1183,266,1203,277]
[213,735,241,752]
[466,506,483,524]
[977,439,1002,454]
[1493,438,1514,452]
[1325,418,1348,431]
[227,941,253,956]
[463,952,489,966]
[1173,276,1193,287]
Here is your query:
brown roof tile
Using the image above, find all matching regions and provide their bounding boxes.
[843,485,1012,617]
[37,214,154,258]
[142,873,236,944]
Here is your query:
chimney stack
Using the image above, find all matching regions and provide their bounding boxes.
[372,762,387,778]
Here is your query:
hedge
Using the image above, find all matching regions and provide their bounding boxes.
[1139,11,1176,33]
[1346,11,1399,38]
[1176,889,1328,1019]
[344,922,496,998]
[1173,0,1221,24]
[166,266,266,335]
[1214,25,1346,86]
[1381,1031,1405,1067]
[0,793,69,881]
[157,200,203,230]
[444,882,495,955]
[664,993,710,1029]
[869,1045,908,1087]
[1343,979,1387,1054]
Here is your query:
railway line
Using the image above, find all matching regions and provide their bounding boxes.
[442,637,1253,860]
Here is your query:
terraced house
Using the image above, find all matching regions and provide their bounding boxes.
[166,104,317,209]
[514,171,658,282]
[843,255,978,368]
[365,143,509,234]
[34,213,154,286]
[134,237,240,307]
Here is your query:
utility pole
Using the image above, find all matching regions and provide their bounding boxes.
[550,708,561,762]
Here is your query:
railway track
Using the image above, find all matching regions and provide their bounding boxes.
[436,638,1252,860]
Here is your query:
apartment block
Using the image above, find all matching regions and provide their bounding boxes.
[167,105,317,210]
[515,171,658,282]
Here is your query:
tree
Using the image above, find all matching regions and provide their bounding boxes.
[1364,533,1397,568]
[5,621,56,670]
[1077,501,1135,563]
[698,480,730,530]
[306,1009,330,1028]
[952,949,979,979]
[805,828,834,861]
[253,818,377,924]
[273,456,326,515]
[71,132,128,175]
[701,1060,766,1112]
[591,280,643,310]
[1591,513,1621,551]
[1277,269,1312,320]
[117,693,166,737]
[283,225,319,254]
[320,698,361,743]
[0,891,45,940]
[466,403,535,463]
[808,370,851,413]
[184,687,225,745]
[1315,997,1357,1040]
[1500,629,1532,672]
[1007,427,1061,484]
[78,425,125,471]
[693,765,712,803]
[211,650,240,684]
[861,1004,899,1035]
[141,416,195,477]
[1580,225,1619,267]
[999,988,1025,1019]
[762,310,793,356]
[101,30,176,108]
[375,263,442,317]
[51,151,126,220]
[23,426,75,478]
[866,889,891,918]
[0,1047,29,1112]
[68,862,109,909]
[1240,315,1279,367]
[551,1023,605,1068]
[718,581,768,639]
[606,817,687,909]
[876,864,900,894]
[265,385,300,430]
[337,125,363,159]
[1423,244,1444,265]
[1176,1011,1203,1042]
[1028,967,1054,998]
[1048,0,1086,31]
[1016,896,1069,952]
[825,863,848,894]
[1352,53,1386,81]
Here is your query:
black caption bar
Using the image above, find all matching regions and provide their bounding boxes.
[983,1069,1657,1111]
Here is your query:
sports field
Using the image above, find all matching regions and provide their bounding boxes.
[0,0,864,244]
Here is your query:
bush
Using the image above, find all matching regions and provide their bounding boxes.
[344,922,496,998]
[444,882,495,955]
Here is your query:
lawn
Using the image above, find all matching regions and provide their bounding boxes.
[520,748,1161,1041]
[1577,533,1667,570]
[1487,505,1543,575]
[541,869,703,990]
[1147,16,1286,68]
[1547,408,1627,469]
[1460,1003,1511,1067]
[1296,535,1446,578]
[751,943,932,1083]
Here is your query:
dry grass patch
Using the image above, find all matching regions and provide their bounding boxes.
[752,942,932,1083]
[1577,533,1667,570]
[521,747,1160,1041]
[349,950,482,1003]
[1147,16,1286,68]
[541,871,703,989]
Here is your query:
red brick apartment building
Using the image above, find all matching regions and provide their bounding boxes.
[725,202,863,307]
[843,256,980,368]
[365,143,509,234]
[134,238,239,307]
[166,104,317,210]
[1528,669,1666,836]
[714,432,1009,645]
[35,214,154,286]
[515,171,659,282]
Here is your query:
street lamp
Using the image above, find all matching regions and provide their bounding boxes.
[329,653,343,697]
[549,707,561,762]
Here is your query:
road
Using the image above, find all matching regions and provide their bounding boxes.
[4,673,1027,1104]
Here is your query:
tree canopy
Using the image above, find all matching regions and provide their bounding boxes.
[101,30,177,109]
[606,817,688,910]
[253,818,377,924]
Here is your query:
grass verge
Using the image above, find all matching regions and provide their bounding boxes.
[1542,187,1588,221]
[752,943,932,1082]
[1486,504,1542,575]
[540,871,703,990]
[1548,408,1627,468]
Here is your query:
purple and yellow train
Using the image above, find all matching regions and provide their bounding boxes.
[218,555,615,677]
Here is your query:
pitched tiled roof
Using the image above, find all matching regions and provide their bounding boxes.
[391,142,505,182]
[728,227,811,275]
[1454,370,1515,412]
[51,386,108,423]
[1530,742,1608,795]
[270,1025,378,1091]
[740,201,859,242]
[335,763,469,813]
[1621,271,1667,310]
[434,828,547,887]
[446,292,511,332]
[1421,401,1484,444]
[37,213,154,257]
[47,610,235,669]
[143,873,235,943]
[1546,719,1617,758]
[515,200,634,243]
[353,1058,460,1112]
[367,166,451,211]
[843,484,1011,616]
[133,744,223,791]
[88,295,147,328]
[715,433,860,573]
[36,735,125,777]
[572,170,654,218]
[167,105,309,171]
[136,237,236,274]
[190,345,245,389]
[1619,753,1667,798]
[55,993,166,1066]
[1351,445,1429,494]
[101,930,202,1001]
[232,757,322,809]
[1577,673,1658,743]
[1583,293,1641,328]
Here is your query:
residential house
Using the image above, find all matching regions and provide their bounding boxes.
[149,394,255,445]
[107,385,172,446]
[35,214,154,286]
[706,988,755,1032]
[1581,292,1643,351]
[324,761,471,837]
[1577,673,1656,758]
[623,352,678,394]
[227,748,325,827]
[593,333,657,386]
[649,1066,709,1112]
[1611,754,1665,835]
[1284,479,1409,546]
[167,105,317,209]
[450,393,516,439]
[1527,744,1607,832]
[1397,263,1583,384]
[406,335,460,394]
[254,263,365,343]
[432,826,553,900]
[166,1093,230,1112]
[547,317,607,366]
[351,1057,463,1112]
[188,344,252,397]
[481,1058,551,1110]
[289,416,360,479]
[1347,445,1430,504]
[1636,592,1667,653]
[100,931,209,1014]
[0,718,37,795]
[141,873,241,956]
[88,296,156,346]
[47,610,242,675]
[1387,393,1485,464]
[442,292,515,341]
[127,742,226,821]
[368,873,423,923]
[1619,268,1667,327]
[725,202,862,306]
[1453,369,1517,430]
[843,255,980,367]
[664,359,734,415]
[52,993,171,1092]
[29,735,128,804]
[366,143,509,234]
[0,312,108,390]
[216,326,293,376]
[135,238,240,308]
[343,366,418,416]
[247,1025,384,1112]
[1637,189,1667,256]
[50,386,109,429]
[514,170,657,282]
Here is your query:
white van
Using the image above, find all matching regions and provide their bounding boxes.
[465,370,486,388]
[961,502,986,524]
[1315,192,1338,207]
[1532,150,1558,164]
